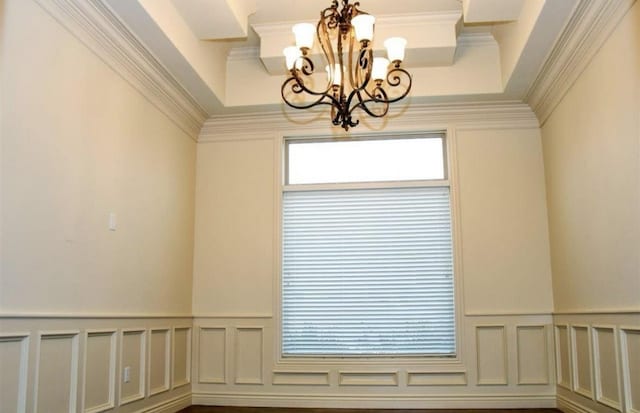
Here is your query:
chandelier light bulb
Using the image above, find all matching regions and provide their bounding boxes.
[351,14,375,43]
[384,37,407,64]
[326,64,342,87]
[283,46,301,70]
[292,23,315,52]
[371,57,390,82]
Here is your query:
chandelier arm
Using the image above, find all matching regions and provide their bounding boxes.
[318,9,339,92]
[281,76,341,110]
[380,67,413,103]
[349,88,390,119]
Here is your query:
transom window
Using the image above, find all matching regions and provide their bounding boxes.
[282,135,455,357]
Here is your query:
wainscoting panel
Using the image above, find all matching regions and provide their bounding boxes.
[119,328,146,405]
[198,327,227,384]
[0,317,192,413]
[475,325,508,385]
[234,327,264,384]
[555,324,572,389]
[35,331,79,413]
[516,325,549,385]
[571,325,593,398]
[173,327,192,388]
[83,330,116,413]
[193,314,557,409]
[621,327,640,413]
[592,326,621,411]
[406,371,467,386]
[272,371,330,386]
[553,313,639,413]
[0,333,29,413]
[338,371,399,386]
[149,328,171,396]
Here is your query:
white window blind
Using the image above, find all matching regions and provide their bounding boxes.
[282,186,455,356]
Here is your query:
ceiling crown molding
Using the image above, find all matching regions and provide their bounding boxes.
[199,101,539,142]
[34,0,208,140]
[525,0,636,126]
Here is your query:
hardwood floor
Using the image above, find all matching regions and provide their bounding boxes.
[180,408,561,413]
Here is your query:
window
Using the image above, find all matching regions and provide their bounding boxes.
[282,135,455,357]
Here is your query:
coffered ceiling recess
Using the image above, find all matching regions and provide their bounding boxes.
[104,0,580,116]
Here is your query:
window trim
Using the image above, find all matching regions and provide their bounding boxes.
[273,130,465,367]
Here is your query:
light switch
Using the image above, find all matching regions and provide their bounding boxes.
[109,213,117,231]
[123,366,131,383]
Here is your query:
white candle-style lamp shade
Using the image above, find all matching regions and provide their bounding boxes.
[283,46,302,70]
[325,64,342,86]
[371,57,390,81]
[292,23,315,52]
[351,14,375,43]
[384,37,407,63]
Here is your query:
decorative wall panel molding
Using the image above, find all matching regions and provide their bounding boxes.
[592,326,622,411]
[34,331,80,413]
[516,325,549,385]
[272,371,330,386]
[406,371,467,386]
[338,371,399,387]
[475,325,508,385]
[525,0,636,125]
[83,330,117,413]
[172,327,192,389]
[0,333,30,413]
[33,0,208,140]
[234,328,264,385]
[570,325,594,398]
[620,327,640,413]
[198,327,227,384]
[555,324,572,390]
[119,328,146,405]
[148,328,171,396]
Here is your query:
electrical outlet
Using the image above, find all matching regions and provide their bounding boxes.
[123,366,131,383]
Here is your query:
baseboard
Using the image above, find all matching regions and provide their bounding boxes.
[192,392,556,409]
[137,393,192,413]
[556,394,601,413]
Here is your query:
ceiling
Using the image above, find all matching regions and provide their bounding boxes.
[103,0,580,117]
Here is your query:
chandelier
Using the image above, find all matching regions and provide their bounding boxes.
[281,0,412,131]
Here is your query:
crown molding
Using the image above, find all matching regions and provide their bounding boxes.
[199,101,539,142]
[34,0,208,140]
[525,0,636,126]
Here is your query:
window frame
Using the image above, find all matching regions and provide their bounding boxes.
[274,130,464,366]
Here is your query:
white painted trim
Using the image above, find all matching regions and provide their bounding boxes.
[197,326,228,384]
[620,326,640,413]
[557,393,600,413]
[33,330,81,413]
[338,371,399,387]
[0,312,193,319]
[591,325,622,412]
[570,324,594,399]
[233,327,264,385]
[32,0,207,140]
[171,327,192,389]
[516,325,550,385]
[192,392,557,409]
[118,328,147,406]
[82,329,117,413]
[192,314,272,319]
[148,328,171,396]
[475,325,508,386]
[525,0,636,125]
[132,393,192,413]
[553,310,640,315]
[271,371,331,386]
[554,324,573,391]
[0,333,30,413]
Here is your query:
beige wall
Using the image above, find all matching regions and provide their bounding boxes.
[191,114,556,406]
[541,2,640,313]
[0,0,196,315]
